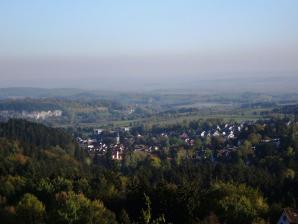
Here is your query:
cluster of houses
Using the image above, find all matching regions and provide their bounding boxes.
[77,127,131,161]
[77,136,124,161]
[77,133,160,161]
[76,119,287,161]
[199,123,245,139]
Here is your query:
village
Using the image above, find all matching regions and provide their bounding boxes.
[76,119,285,162]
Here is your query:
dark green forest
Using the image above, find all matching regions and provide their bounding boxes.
[0,119,298,223]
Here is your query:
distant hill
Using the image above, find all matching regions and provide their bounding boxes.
[0,87,87,99]
[0,98,62,112]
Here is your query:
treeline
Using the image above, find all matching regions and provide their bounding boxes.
[0,99,62,112]
[0,98,125,112]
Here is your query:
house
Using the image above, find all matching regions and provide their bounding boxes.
[161,133,168,137]
[277,208,298,224]
[87,145,94,150]
[94,129,103,135]
[227,131,235,139]
[213,130,220,137]
[201,131,206,137]
[123,127,130,132]
[88,139,97,144]
[76,137,83,143]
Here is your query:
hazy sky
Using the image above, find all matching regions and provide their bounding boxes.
[0,0,298,89]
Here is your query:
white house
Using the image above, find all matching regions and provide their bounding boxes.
[94,129,103,135]
[213,130,220,137]
[227,131,235,139]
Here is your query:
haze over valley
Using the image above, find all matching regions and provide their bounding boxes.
[1,1,298,224]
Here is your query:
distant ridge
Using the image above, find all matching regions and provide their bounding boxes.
[0,87,87,99]
[0,87,150,100]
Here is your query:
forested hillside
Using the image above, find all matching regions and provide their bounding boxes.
[0,119,298,223]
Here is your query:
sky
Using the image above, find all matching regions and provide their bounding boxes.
[0,0,298,90]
